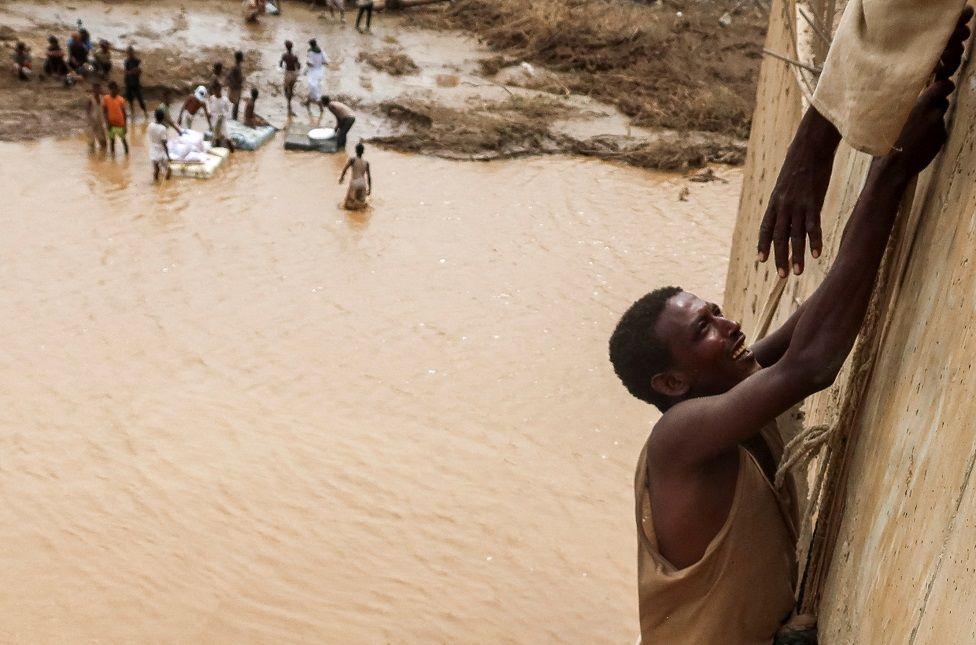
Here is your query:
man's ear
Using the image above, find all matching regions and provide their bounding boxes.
[650,371,690,399]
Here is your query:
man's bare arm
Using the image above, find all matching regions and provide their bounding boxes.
[748,305,804,368]
[752,7,972,366]
[656,79,955,467]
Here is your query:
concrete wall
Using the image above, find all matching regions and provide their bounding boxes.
[726,1,976,642]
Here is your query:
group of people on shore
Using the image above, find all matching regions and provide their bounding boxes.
[278,38,368,207]
[11,18,370,204]
[245,0,377,34]
[10,28,145,98]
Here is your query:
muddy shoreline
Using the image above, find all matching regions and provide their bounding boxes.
[0,0,754,169]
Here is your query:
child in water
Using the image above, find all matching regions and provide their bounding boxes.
[148,107,171,182]
[339,142,372,210]
[101,81,129,156]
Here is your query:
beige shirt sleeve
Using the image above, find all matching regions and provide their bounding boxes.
[811,0,965,156]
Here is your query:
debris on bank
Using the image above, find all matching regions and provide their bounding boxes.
[370,96,745,169]
[405,0,765,139]
[356,47,420,75]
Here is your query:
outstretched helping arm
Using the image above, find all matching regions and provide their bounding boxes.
[656,75,958,468]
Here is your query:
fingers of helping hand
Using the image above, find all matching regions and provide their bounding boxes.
[938,42,965,79]
[925,79,956,105]
[772,211,791,277]
[936,12,972,79]
[757,203,776,262]
[937,39,967,79]
[960,4,975,25]
[806,212,823,260]
[790,214,806,275]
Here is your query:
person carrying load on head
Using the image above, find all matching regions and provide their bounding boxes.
[178,86,213,131]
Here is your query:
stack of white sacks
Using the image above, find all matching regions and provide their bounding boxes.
[167,129,212,164]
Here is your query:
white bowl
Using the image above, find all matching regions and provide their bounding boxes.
[308,127,336,141]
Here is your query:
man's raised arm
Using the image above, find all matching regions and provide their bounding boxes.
[659,78,956,466]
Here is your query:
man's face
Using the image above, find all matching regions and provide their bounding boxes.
[653,291,759,398]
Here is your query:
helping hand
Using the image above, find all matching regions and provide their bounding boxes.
[757,106,840,276]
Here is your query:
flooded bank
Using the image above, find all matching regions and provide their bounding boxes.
[0,135,740,642]
[0,0,745,168]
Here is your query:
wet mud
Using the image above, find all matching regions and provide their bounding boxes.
[0,0,750,169]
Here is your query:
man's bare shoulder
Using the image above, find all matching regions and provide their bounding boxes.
[646,392,747,470]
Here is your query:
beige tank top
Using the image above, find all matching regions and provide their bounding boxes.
[635,444,796,644]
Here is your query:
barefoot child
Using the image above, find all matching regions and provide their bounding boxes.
[158,88,183,134]
[339,142,371,210]
[207,84,236,151]
[102,81,129,156]
[85,82,107,152]
[227,51,245,119]
[148,107,171,182]
[243,87,270,127]
[280,40,301,117]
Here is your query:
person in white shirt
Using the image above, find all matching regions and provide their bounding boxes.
[148,107,171,182]
[303,38,329,115]
[207,83,235,151]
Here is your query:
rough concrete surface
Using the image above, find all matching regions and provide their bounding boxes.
[725,0,976,642]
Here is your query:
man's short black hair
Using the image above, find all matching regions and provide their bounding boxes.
[609,286,683,411]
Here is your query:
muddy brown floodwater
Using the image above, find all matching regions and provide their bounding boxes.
[1,135,740,642]
[0,3,742,638]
